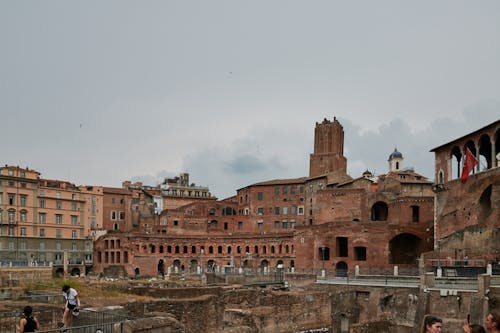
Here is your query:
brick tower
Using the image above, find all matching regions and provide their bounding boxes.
[309,117,348,178]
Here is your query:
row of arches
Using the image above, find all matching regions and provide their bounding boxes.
[445,131,499,183]
[137,243,295,256]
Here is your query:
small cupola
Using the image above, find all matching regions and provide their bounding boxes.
[388,148,404,172]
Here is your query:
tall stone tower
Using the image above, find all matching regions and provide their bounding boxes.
[309,117,347,178]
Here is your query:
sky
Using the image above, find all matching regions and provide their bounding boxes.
[1,1,499,199]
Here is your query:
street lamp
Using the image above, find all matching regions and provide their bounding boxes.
[437,239,442,270]
[320,247,326,277]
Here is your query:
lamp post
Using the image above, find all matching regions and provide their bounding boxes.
[437,239,442,278]
[437,240,442,269]
[320,247,326,277]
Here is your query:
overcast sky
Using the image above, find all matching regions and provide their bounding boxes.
[1,1,499,199]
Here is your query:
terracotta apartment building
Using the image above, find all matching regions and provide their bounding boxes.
[0,166,102,276]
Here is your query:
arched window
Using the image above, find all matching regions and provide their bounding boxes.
[371,201,388,221]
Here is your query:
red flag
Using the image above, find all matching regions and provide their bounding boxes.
[460,148,478,184]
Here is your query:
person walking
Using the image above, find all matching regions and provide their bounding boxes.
[18,305,40,333]
[61,284,80,329]
[421,315,443,333]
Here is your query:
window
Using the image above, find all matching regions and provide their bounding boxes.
[0,193,2,204]
[411,206,420,222]
[290,186,296,194]
[282,186,288,194]
[20,195,27,206]
[40,199,45,208]
[257,207,263,215]
[173,220,178,226]
[224,222,228,230]
[337,237,348,257]
[290,206,296,215]
[274,221,280,229]
[8,193,15,205]
[8,227,14,236]
[71,202,77,211]
[40,228,45,237]
[111,211,116,220]
[72,230,77,238]
[39,213,46,224]
[238,221,243,230]
[8,210,15,223]
[8,170,13,176]
[257,192,263,200]
[56,214,62,224]
[298,206,304,215]
[119,211,125,220]
[354,247,367,261]
[20,211,27,222]
[20,227,27,236]
[290,221,296,229]
[274,187,280,195]
[258,222,263,230]
[282,207,288,215]
[111,198,115,204]
[274,207,280,215]
[72,243,77,251]
[56,192,61,199]
[72,194,76,200]
[56,229,62,238]
[282,221,288,228]
[56,201,62,209]
[71,215,78,225]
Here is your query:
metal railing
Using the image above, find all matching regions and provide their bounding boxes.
[0,309,131,333]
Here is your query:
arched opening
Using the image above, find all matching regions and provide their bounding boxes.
[263,246,267,254]
[336,261,348,277]
[70,268,80,277]
[159,245,164,253]
[158,259,165,276]
[371,201,388,221]
[450,146,462,180]
[183,246,188,254]
[479,185,493,221]
[209,246,214,254]
[478,134,492,170]
[389,233,423,264]
[207,259,216,272]
[55,267,64,278]
[254,245,259,254]
[290,260,295,268]
[218,245,223,254]
[260,260,269,274]
[172,259,181,268]
[190,259,198,272]
[271,245,275,254]
[134,267,140,276]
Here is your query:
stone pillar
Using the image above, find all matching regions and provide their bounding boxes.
[487,264,492,275]
[491,141,496,168]
[354,265,359,277]
[394,266,398,276]
[437,267,442,278]
[478,274,491,296]
[421,272,435,290]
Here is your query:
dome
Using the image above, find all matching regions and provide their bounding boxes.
[388,148,403,160]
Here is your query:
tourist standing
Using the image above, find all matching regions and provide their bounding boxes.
[62,284,80,329]
[19,305,40,333]
[421,315,443,333]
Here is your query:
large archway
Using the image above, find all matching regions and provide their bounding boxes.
[389,233,423,264]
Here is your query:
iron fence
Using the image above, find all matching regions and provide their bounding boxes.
[0,309,131,333]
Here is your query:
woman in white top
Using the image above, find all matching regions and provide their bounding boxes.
[62,284,80,329]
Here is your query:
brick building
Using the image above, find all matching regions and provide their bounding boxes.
[93,117,435,277]
[430,119,499,266]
